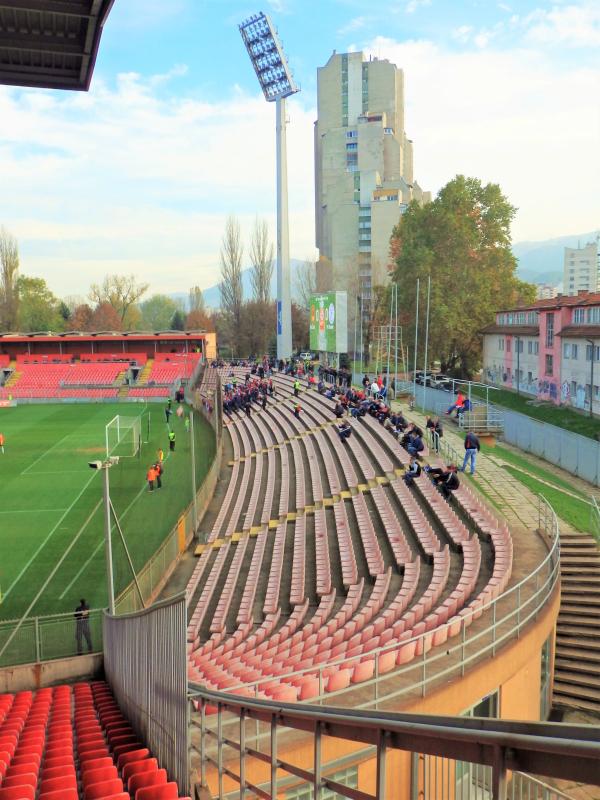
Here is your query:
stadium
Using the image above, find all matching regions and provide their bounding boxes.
[0,4,599,800]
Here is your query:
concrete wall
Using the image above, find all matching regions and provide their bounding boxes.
[0,653,103,693]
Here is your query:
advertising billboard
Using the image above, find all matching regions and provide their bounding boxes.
[309,292,348,354]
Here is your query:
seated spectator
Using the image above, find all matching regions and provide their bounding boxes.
[426,416,443,453]
[406,431,425,458]
[403,457,421,486]
[425,464,460,500]
[293,403,302,419]
[446,391,465,417]
[334,401,345,419]
[337,420,352,441]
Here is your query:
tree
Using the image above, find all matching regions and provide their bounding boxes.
[71,304,94,331]
[249,217,274,304]
[186,309,214,331]
[294,258,317,310]
[219,216,243,327]
[89,274,149,329]
[89,302,122,331]
[140,294,177,331]
[188,285,206,314]
[390,175,536,376]
[58,301,71,325]
[171,309,185,330]
[17,276,63,332]
[0,227,19,331]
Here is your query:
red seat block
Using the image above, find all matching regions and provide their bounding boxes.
[39,775,78,795]
[117,747,149,770]
[0,787,36,800]
[128,769,168,795]
[83,765,119,789]
[123,757,159,785]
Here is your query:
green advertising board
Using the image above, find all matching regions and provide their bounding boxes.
[309,292,348,353]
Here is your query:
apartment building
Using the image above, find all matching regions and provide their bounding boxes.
[482,291,600,414]
[314,50,430,334]
[563,240,599,296]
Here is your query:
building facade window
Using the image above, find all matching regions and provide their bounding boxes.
[534,342,539,355]
[545,354,553,375]
[563,343,570,359]
[572,344,578,360]
[586,345,600,361]
[498,338,504,351]
[586,307,600,323]
[506,338,511,353]
[545,313,554,347]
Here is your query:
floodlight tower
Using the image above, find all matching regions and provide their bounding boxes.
[239,12,299,361]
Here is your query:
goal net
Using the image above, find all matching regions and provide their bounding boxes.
[105,415,142,458]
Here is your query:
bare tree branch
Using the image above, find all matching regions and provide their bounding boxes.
[89,274,149,328]
[0,226,19,331]
[188,285,206,314]
[294,258,316,309]
[249,217,274,304]
[219,216,244,329]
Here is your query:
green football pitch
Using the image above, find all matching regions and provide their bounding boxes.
[0,402,214,622]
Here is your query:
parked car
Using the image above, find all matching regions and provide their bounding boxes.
[299,351,315,361]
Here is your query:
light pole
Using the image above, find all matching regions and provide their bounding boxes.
[587,338,595,418]
[240,12,299,362]
[89,457,119,615]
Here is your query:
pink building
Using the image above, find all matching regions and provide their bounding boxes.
[482,291,600,414]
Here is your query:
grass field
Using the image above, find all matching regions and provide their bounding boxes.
[0,402,214,622]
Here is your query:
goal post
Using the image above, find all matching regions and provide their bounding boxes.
[106,415,142,458]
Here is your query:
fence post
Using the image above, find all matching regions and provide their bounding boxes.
[35,616,41,663]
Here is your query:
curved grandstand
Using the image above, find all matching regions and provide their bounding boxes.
[186,367,556,709]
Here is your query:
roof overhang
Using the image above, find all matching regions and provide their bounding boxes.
[0,0,115,91]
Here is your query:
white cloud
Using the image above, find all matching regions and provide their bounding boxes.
[452,25,473,43]
[338,16,368,36]
[364,36,600,241]
[524,2,600,47]
[405,0,431,14]
[0,74,316,296]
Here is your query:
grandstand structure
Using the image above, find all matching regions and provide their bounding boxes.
[180,367,589,798]
[0,332,215,401]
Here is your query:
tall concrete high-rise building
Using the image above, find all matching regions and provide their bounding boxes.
[314,50,430,336]
[563,239,599,296]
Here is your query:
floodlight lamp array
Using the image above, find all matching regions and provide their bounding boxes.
[239,11,299,102]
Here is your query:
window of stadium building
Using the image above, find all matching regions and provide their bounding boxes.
[587,307,600,323]
[540,637,552,719]
[286,767,358,799]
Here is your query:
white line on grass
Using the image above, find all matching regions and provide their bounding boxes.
[0,508,68,514]
[0,499,103,662]
[2,470,98,601]
[21,431,74,475]
[58,449,172,599]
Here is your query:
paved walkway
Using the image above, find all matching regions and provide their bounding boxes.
[393,400,574,534]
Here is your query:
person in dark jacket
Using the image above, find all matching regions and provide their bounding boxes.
[426,464,460,499]
[403,457,421,486]
[461,431,481,475]
[75,599,92,654]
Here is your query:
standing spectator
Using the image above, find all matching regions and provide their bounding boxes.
[154,461,163,489]
[293,403,302,419]
[426,416,443,453]
[293,378,301,397]
[165,404,173,424]
[168,430,176,451]
[75,599,93,654]
[147,464,157,492]
[0,432,4,454]
[362,374,370,390]
[461,431,481,475]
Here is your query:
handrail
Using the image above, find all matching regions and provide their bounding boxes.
[188,687,600,799]
[189,495,559,710]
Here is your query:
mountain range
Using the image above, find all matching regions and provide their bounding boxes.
[172,232,598,310]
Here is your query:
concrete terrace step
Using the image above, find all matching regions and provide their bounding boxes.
[553,681,600,707]
[555,658,600,677]
[559,603,600,617]
[557,615,600,631]
[555,646,600,665]
[554,670,600,692]
[555,635,600,653]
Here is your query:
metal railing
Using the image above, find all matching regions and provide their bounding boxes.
[188,688,600,800]
[191,495,559,714]
[0,608,103,667]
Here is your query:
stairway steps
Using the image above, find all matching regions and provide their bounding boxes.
[557,616,600,632]
[552,689,600,714]
[555,658,600,677]
[555,634,600,652]
[555,646,600,664]
[553,681,600,704]
[559,603,599,617]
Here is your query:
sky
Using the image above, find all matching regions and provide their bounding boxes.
[0,0,598,298]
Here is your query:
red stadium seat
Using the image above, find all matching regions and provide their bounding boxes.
[128,769,167,795]
[122,757,159,785]
[0,786,36,800]
[84,778,125,800]
[1,773,37,788]
[38,792,79,800]
[82,765,119,789]
[135,784,179,800]
[39,775,78,795]
[117,747,149,770]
